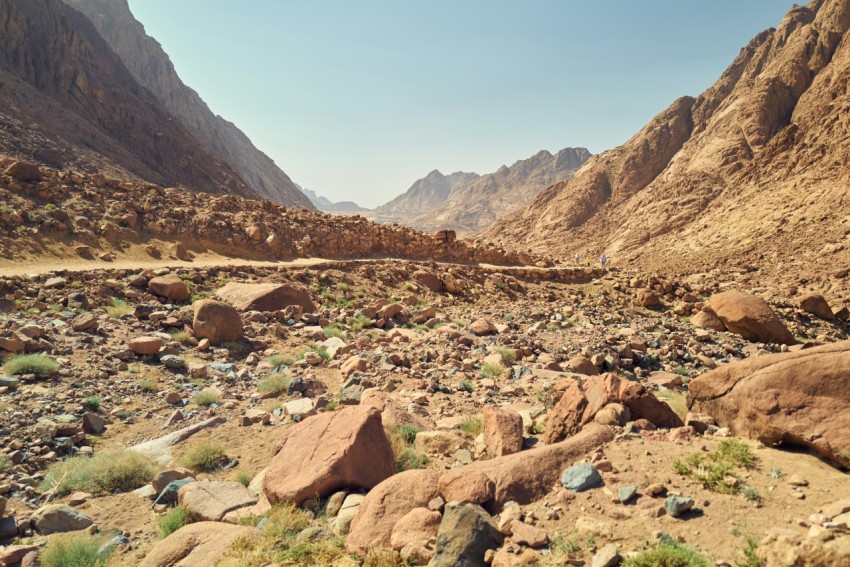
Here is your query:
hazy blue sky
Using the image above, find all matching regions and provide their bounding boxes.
[128,0,795,208]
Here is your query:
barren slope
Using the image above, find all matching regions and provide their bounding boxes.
[484,0,850,293]
[63,0,314,209]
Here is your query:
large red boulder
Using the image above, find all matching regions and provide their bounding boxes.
[264,405,395,506]
[483,406,524,457]
[139,522,259,567]
[544,373,682,444]
[192,299,243,344]
[216,282,316,313]
[346,469,441,556]
[688,341,850,468]
[705,290,795,345]
[148,274,190,302]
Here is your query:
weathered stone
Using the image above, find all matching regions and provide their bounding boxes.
[178,481,258,522]
[30,504,93,535]
[706,290,795,344]
[483,406,523,457]
[798,293,834,319]
[430,502,503,567]
[148,275,190,302]
[128,336,164,355]
[665,495,695,517]
[139,522,260,567]
[216,282,316,313]
[192,299,243,345]
[561,462,603,492]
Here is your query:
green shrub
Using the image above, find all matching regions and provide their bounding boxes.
[385,426,428,473]
[104,297,133,318]
[396,448,428,471]
[138,379,158,392]
[480,362,504,378]
[41,449,158,496]
[157,506,191,538]
[738,536,761,567]
[623,542,709,567]
[0,455,9,472]
[40,535,108,567]
[673,439,757,494]
[268,354,296,368]
[258,373,291,396]
[458,379,475,393]
[347,315,373,331]
[170,331,196,346]
[193,387,222,406]
[396,424,421,445]
[459,417,483,437]
[235,471,253,487]
[180,442,226,472]
[3,353,58,376]
[492,346,516,365]
[84,395,102,411]
[322,325,345,339]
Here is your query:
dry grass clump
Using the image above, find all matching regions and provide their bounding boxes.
[41,449,158,496]
[179,442,227,472]
[3,353,58,376]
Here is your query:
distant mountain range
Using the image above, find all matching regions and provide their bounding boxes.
[300,187,369,214]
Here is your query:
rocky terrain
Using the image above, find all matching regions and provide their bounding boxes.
[61,0,314,210]
[0,0,255,200]
[484,0,850,296]
[370,148,590,235]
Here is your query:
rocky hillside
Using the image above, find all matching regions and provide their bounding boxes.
[301,187,368,214]
[62,0,314,209]
[373,170,480,223]
[485,0,850,294]
[422,147,591,234]
[0,0,253,198]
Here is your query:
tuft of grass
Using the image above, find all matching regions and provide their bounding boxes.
[268,354,296,368]
[623,542,709,567]
[193,387,222,406]
[673,439,757,494]
[3,353,58,376]
[41,449,158,496]
[39,535,109,567]
[492,345,516,364]
[170,331,196,346]
[322,324,345,339]
[452,319,468,328]
[655,389,688,420]
[738,536,761,567]
[364,548,405,566]
[396,424,421,445]
[179,442,226,472]
[347,315,373,332]
[459,416,483,438]
[768,468,783,479]
[385,426,429,473]
[235,471,254,487]
[104,297,133,318]
[0,455,9,472]
[742,486,761,502]
[157,505,191,539]
[674,365,690,377]
[458,379,475,393]
[84,395,102,412]
[479,362,504,378]
[258,373,291,396]
[138,378,158,392]
[548,533,582,561]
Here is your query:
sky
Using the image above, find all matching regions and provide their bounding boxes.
[128,0,796,208]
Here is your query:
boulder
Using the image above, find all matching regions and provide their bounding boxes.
[148,275,190,302]
[688,341,850,468]
[360,389,432,430]
[139,522,260,567]
[390,507,442,551]
[29,504,93,535]
[4,161,41,181]
[128,336,164,355]
[691,308,727,332]
[192,299,243,345]
[216,282,316,313]
[798,293,834,320]
[562,356,599,376]
[545,373,682,444]
[413,270,441,292]
[437,423,614,513]
[430,502,503,567]
[635,288,660,307]
[706,290,795,344]
[439,471,495,505]
[178,481,258,521]
[483,406,523,457]
[264,405,395,506]
[469,318,498,336]
[330,493,365,536]
[151,468,195,495]
[346,469,441,556]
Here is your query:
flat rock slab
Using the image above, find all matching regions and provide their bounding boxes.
[29,504,93,535]
[130,416,225,465]
[178,481,258,521]
[216,282,316,313]
[139,521,260,567]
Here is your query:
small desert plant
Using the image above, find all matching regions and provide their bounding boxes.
[258,373,291,396]
[268,353,296,368]
[179,442,226,472]
[323,324,345,339]
[742,486,762,502]
[396,424,421,445]
[674,365,690,376]
[235,471,254,487]
[655,389,688,420]
[104,297,133,318]
[673,439,757,494]
[363,548,405,566]
[138,379,158,392]
[459,416,483,437]
[84,395,102,411]
[170,331,196,346]
[385,426,428,473]
[193,387,222,406]
[458,379,475,393]
[738,536,762,567]
[623,542,710,567]
[39,535,109,567]
[768,468,783,479]
[3,353,58,376]
[41,449,158,495]
[157,505,191,538]
[0,455,9,472]
[452,319,468,327]
[492,345,516,364]
[114,408,133,420]
[347,315,373,332]
[336,282,349,293]
[480,362,504,378]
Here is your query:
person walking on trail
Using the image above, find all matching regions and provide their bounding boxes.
[574,252,581,265]
[599,252,608,269]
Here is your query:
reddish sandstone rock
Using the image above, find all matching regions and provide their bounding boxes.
[216,282,316,313]
[148,274,190,302]
[706,290,795,344]
[346,469,441,556]
[178,481,258,521]
[192,299,243,345]
[390,507,442,551]
[439,470,496,505]
[360,389,432,430]
[413,270,441,292]
[798,293,834,320]
[264,406,395,506]
[139,522,260,567]
[128,336,164,355]
[469,318,498,336]
[691,308,727,332]
[5,161,41,181]
[688,341,850,468]
[483,406,524,457]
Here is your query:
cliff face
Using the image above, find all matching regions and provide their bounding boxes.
[63,0,314,209]
[0,0,253,197]
[484,0,850,288]
[376,170,481,217]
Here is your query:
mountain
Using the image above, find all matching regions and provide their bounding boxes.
[63,0,314,209]
[0,0,253,197]
[422,148,591,234]
[301,187,368,214]
[375,170,481,219]
[484,0,850,286]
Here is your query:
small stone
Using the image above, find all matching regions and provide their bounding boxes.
[664,496,695,517]
[618,485,638,504]
[560,462,603,492]
[592,543,621,567]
